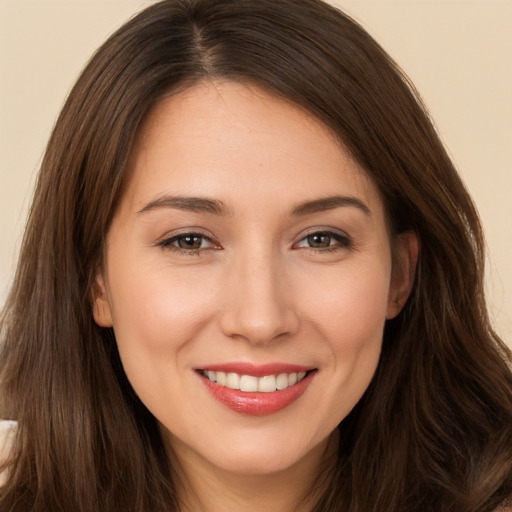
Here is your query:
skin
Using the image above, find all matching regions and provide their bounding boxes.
[93,81,417,511]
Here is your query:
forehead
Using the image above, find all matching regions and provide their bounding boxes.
[121,81,383,217]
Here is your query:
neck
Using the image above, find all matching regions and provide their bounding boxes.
[168,432,338,512]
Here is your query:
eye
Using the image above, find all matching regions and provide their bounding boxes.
[295,230,351,251]
[158,232,217,253]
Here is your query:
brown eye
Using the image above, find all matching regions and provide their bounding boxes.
[176,235,204,250]
[306,232,333,248]
[295,230,352,252]
[158,232,215,253]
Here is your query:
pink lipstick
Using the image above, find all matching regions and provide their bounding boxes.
[196,363,316,416]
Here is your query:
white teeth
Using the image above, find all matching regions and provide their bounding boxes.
[240,375,258,392]
[216,372,226,386]
[258,375,276,393]
[202,370,309,392]
[276,373,289,390]
[226,373,240,389]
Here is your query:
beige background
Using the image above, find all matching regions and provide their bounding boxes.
[0,1,510,346]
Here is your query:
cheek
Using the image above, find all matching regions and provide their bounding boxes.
[106,257,220,371]
[304,260,391,345]
[105,261,222,413]
[295,265,389,430]
[300,259,390,399]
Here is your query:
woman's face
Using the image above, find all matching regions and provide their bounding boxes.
[93,81,415,476]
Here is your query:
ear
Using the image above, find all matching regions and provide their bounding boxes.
[386,231,419,319]
[91,270,113,327]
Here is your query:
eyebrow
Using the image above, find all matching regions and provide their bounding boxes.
[137,195,231,216]
[137,193,371,217]
[291,195,371,217]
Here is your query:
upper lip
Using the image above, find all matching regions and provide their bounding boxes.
[195,362,315,377]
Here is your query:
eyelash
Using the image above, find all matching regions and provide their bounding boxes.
[294,230,352,253]
[157,230,352,256]
[157,232,217,256]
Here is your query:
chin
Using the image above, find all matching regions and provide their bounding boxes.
[195,428,332,478]
[215,451,301,475]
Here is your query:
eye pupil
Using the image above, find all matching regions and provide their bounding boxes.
[178,235,202,249]
[308,233,331,248]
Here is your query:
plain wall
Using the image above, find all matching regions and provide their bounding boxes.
[0,0,510,346]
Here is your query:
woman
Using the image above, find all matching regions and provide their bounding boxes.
[0,0,511,510]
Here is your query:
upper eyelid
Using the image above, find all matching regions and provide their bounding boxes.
[293,229,352,249]
[156,229,215,243]
[154,227,351,248]
[156,233,218,252]
[295,227,351,241]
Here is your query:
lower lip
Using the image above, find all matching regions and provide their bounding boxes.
[199,371,315,416]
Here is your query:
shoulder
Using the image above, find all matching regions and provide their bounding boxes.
[0,420,17,486]
[0,420,17,454]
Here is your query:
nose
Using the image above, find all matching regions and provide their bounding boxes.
[219,250,299,345]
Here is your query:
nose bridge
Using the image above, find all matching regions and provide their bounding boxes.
[220,245,298,344]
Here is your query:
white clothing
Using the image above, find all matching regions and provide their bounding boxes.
[0,419,17,486]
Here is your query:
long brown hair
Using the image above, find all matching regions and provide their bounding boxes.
[1,1,511,510]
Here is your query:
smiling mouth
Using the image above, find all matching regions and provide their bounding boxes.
[196,364,317,415]
[199,369,311,393]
